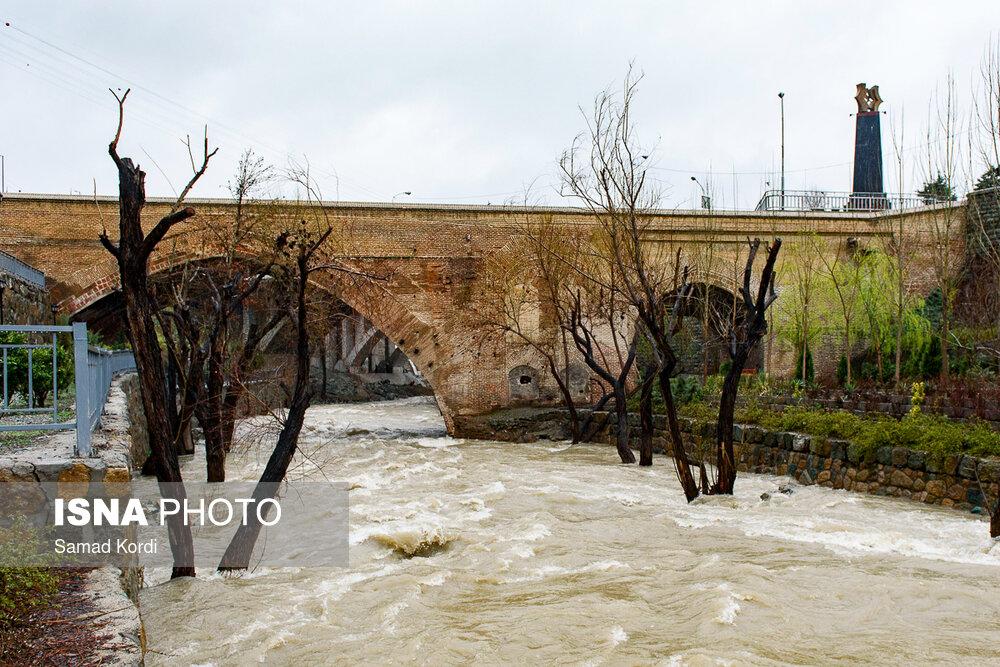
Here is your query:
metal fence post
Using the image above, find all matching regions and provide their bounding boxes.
[72,322,91,457]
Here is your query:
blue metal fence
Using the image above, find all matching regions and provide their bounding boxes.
[0,322,135,456]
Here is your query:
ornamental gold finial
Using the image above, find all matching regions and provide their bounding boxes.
[855,83,882,113]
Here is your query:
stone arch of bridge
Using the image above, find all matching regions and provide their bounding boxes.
[316,278,456,432]
[65,254,459,433]
[672,275,764,374]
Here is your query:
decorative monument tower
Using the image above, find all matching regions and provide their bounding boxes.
[852,83,884,203]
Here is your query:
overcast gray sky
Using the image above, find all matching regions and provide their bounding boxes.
[2,1,999,209]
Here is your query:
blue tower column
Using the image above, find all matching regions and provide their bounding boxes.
[853,111,883,194]
[851,83,886,210]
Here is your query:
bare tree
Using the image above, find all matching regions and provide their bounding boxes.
[564,284,639,464]
[556,66,702,493]
[98,89,217,578]
[970,38,1000,368]
[922,74,966,380]
[886,112,920,389]
[817,227,865,386]
[148,151,286,483]
[218,202,334,570]
[776,232,823,384]
[709,238,781,495]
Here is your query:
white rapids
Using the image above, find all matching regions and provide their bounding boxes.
[140,397,1000,665]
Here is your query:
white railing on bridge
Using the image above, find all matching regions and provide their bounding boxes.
[0,322,135,456]
[754,190,952,213]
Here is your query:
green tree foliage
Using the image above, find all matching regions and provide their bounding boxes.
[974,165,1000,191]
[903,336,942,378]
[917,172,958,203]
[0,332,73,407]
[775,235,824,383]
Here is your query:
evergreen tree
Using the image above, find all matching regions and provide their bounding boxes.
[974,165,1000,191]
[917,173,958,203]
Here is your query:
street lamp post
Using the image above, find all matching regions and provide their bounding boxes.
[690,176,711,210]
[778,92,785,211]
[51,304,59,326]
[391,191,412,203]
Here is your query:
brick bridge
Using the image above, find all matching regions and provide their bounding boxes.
[0,193,968,433]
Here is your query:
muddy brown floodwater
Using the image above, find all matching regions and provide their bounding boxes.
[140,397,1000,665]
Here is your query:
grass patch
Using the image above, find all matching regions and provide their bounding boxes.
[0,520,64,647]
[727,400,1000,461]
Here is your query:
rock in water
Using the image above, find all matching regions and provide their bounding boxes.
[778,484,794,495]
[760,492,772,501]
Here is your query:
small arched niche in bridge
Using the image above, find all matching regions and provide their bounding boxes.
[508,364,541,402]
[559,362,591,402]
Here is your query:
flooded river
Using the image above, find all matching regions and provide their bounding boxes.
[141,397,1000,665]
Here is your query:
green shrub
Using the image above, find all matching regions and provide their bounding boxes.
[921,337,942,378]
[682,384,1000,461]
[776,406,862,439]
[836,355,862,385]
[671,376,703,406]
[849,413,1000,461]
[904,337,942,379]
[734,401,781,430]
[679,401,716,422]
[702,374,724,396]
[0,520,61,630]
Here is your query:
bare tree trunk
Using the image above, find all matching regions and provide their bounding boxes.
[543,353,582,443]
[714,349,746,494]
[579,391,614,442]
[712,238,782,496]
[941,291,950,380]
[638,364,656,466]
[658,367,700,501]
[320,336,328,400]
[218,229,328,571]
[98,89,214,577]
[701,297,710,382]
[612,384,635,464]
[176,348,199,457]
[845,329,852,386]
[895,296,904,390]
[801,308,809,383]
[195,335,227,483]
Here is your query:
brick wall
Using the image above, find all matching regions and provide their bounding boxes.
[0,194,971,425]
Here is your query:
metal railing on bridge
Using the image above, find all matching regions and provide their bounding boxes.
[754,189,953,213]
[0,322,135,457]
[0,249,45,288]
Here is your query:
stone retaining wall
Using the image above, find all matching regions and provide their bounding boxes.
[120,374,150,471]
[603,413,999,512]
[0,269,50,325]
[458,407,1000,513]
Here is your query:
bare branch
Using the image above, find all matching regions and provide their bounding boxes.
[108,88,130,166]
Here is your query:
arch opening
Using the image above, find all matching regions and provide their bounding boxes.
[672,282,763,376]
[68,258,455,432]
